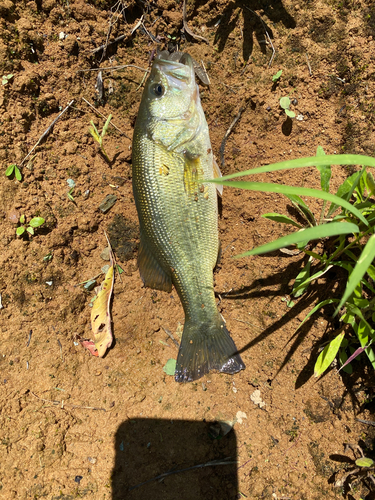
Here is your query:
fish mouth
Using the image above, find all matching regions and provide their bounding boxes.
[153,51,195,90]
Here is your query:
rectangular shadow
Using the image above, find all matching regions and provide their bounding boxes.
[111,418,238,500]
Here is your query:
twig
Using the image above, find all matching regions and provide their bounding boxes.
[182,0,209,44]
[78,64,149,74]
[356,418,375,426]
[82,97,129,138]
[26,330,32,347]
[162,327,180,348]
[219,107,245,167]
[56,337,64,362]
[129,457,235,491]
[20,100,74,166]
[91,34,127,56]
[305,53,312,76]
[31,392,106,411]
[234,318,262,331]
[244,7,275,67]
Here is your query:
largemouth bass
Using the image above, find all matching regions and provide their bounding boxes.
[132,51,245,382]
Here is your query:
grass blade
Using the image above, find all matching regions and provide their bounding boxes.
[213,154,375,180]
[295,298,340,333]
[262,213,302,228]
[211,180,368,226]
[316,146,331,192]
[314,331,345,377]
[235,222,359,258]
[292,257,312,297]
[335,233,375,315]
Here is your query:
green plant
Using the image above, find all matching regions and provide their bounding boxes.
[209,152,375,377]
[2,74,13,85]
[89,114,112,162]
[5,164,22,181]
[331,443,375,493]
[272,69,282,82]
[280,96,295,118]
[16,215,45,237]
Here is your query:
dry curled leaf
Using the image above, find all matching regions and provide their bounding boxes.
[90,258,114,357]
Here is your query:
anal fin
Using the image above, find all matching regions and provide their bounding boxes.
[138,237,172,292]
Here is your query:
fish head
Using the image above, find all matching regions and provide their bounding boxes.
[139,53,203,151]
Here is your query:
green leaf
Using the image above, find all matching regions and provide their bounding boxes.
[16,226,25,236]
[163,358,176,376]
[365,171,375,197]
[338,348,353,374]
[314,332,345,377]
[235,222,359,258]
[280,96,291,109]
[5,164,15,176]
[14,166,22,181]
[89,122,100,142]
[29,217,45,228]
[293,265,334,295]
[316,146,331,192]
[286,194,316,226]
[262,213,302,228]
[102,114,112,137]
[117,264,124,274]
[209,154,375,181]
[355,457,374,468]
[335,234,375,314]
[327,171,362,216]
[27,227,34,235]
[272,70,282,82]
[295,298,340,333]
[285,109,295,118]
[292,257,312,297]
[19,214,25,224]
[212,180,368,227]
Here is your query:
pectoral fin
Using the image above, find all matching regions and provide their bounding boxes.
[138,236,172,292]
[213,156,223,197]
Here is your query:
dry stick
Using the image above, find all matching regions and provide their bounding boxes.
[305,53,312,76]
[182,0,209,44]
[78,64,149,74]
[219,106,245,167]
[244,7,275,68]
[129,457,236,491]
[20,100,74,166]
[31,392,106,411]
[82,97,129,138]
[91,34,127,55]
[162,326,180,348]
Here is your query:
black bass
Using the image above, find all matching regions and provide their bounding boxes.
[132,51,245,382]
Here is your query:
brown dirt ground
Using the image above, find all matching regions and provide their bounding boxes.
[1,0,375,498]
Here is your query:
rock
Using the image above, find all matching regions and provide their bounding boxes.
[100,247,110,261]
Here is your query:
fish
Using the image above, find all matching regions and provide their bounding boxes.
[132,51,245,382]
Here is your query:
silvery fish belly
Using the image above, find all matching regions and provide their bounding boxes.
[132,51,245,382]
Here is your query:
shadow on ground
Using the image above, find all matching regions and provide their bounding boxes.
[111,419,238,500]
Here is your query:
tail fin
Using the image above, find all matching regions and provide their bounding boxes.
[175,317,245,382]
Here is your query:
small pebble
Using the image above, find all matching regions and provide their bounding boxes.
[100,247,110,261]
[95,371,102,376]
[87,457,97,464]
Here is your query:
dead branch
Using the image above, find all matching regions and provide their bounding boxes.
[182,0,209,44]
[20,100,74,166]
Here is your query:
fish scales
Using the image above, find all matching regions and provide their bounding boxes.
[132,52,245,381]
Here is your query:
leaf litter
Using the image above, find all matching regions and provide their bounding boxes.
[81,233,115,357]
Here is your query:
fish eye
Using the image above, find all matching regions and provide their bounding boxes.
[151,83,165,97]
